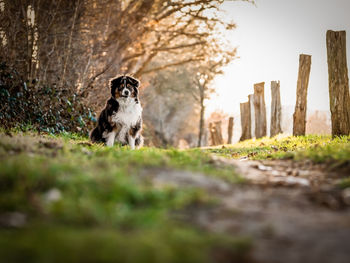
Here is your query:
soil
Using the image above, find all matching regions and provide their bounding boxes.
[143,156,350,263]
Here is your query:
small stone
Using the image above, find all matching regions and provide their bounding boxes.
[45,188,62,202]
[257,164,273,171]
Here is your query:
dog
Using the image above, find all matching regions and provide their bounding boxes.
[90,75,143,149]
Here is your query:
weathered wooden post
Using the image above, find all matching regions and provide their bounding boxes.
[209,121,224,146]
[293,54,311,136]
[240,102,251,141]
[209,122,216,146]
[270,80,282,137]
[326,30,350,136]
[227,117,234,144]
[253,82,267,138]
[248,94,255,138]
[214,121,224,145]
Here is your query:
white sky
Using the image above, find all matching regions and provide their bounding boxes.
[206,0,350,117]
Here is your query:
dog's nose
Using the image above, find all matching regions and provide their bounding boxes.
[123,90,130,96]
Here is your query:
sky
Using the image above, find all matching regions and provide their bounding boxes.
[206,0,350,117]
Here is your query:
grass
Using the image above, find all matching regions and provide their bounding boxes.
[0,130,250,263]
[338,177,350,189]
[3,130,349,262]
[205,134,350,164]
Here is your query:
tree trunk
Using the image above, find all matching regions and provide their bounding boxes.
[253,82,267,138]
[270,80,282,137]
[197,98,205,147]
[61,0,80,87]
[326,30,350,137]
[293,54,311,136]
[227,117,234,144]
[240,102,251,141]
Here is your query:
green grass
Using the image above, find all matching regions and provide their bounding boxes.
[205,134,350,163]
[338,177,350,189]
[0,131,249,263]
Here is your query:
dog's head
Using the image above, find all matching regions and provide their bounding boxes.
[110,75,140,100]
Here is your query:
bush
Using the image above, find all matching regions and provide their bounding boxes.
[0,62,96,135]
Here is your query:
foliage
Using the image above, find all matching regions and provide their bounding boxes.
[0,131,249,262]
[205,135,350,164]
[337,177,350,189]
[0,62,96,135]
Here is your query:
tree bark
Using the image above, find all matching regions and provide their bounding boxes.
[60,0,80,87]
[270,80,282,137]
[326,30,350,137]
[240,102,251,141]
[197,98,205,147]
[293,54,311,136]
[227,117,234,144]
[253,82,267,138]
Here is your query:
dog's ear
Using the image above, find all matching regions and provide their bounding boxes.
[127,76,140,89]
[110,76,123,98]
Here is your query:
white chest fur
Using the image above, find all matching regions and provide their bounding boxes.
[110,98,142,145]
[111,98,142,127]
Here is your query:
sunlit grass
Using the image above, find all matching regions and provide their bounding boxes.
[205,134,350,163]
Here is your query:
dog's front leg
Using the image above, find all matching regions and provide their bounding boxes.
[128,121,141,150]
[105,131,116,147]
[128,133,136,150]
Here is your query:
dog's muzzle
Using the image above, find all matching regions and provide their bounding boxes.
[122,89,130,97]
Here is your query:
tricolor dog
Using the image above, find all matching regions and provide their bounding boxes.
[90,75,143,149]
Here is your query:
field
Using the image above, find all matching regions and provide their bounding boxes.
[0,130,350,263]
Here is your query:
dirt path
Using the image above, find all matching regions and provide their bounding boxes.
[143,157,350,263]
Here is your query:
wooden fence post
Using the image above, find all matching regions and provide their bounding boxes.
[227,117,234,144]
[240,102,251,141]
[270,80,282,137]
[209,121,223,146]
[253,82,267,138]
[248,94,255,138]
[215,121,223,145]
[293,54,311,136]
[209,122,216,146]
[326,30,350,136]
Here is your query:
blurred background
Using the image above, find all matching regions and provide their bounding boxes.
[1,0,349,147]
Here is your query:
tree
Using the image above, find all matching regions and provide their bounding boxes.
[192,48,237,147]
[80,0,249,110]
[0,0,252,138]
[141,64,199,147]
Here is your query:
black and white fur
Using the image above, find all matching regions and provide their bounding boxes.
[90,75,143,149]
